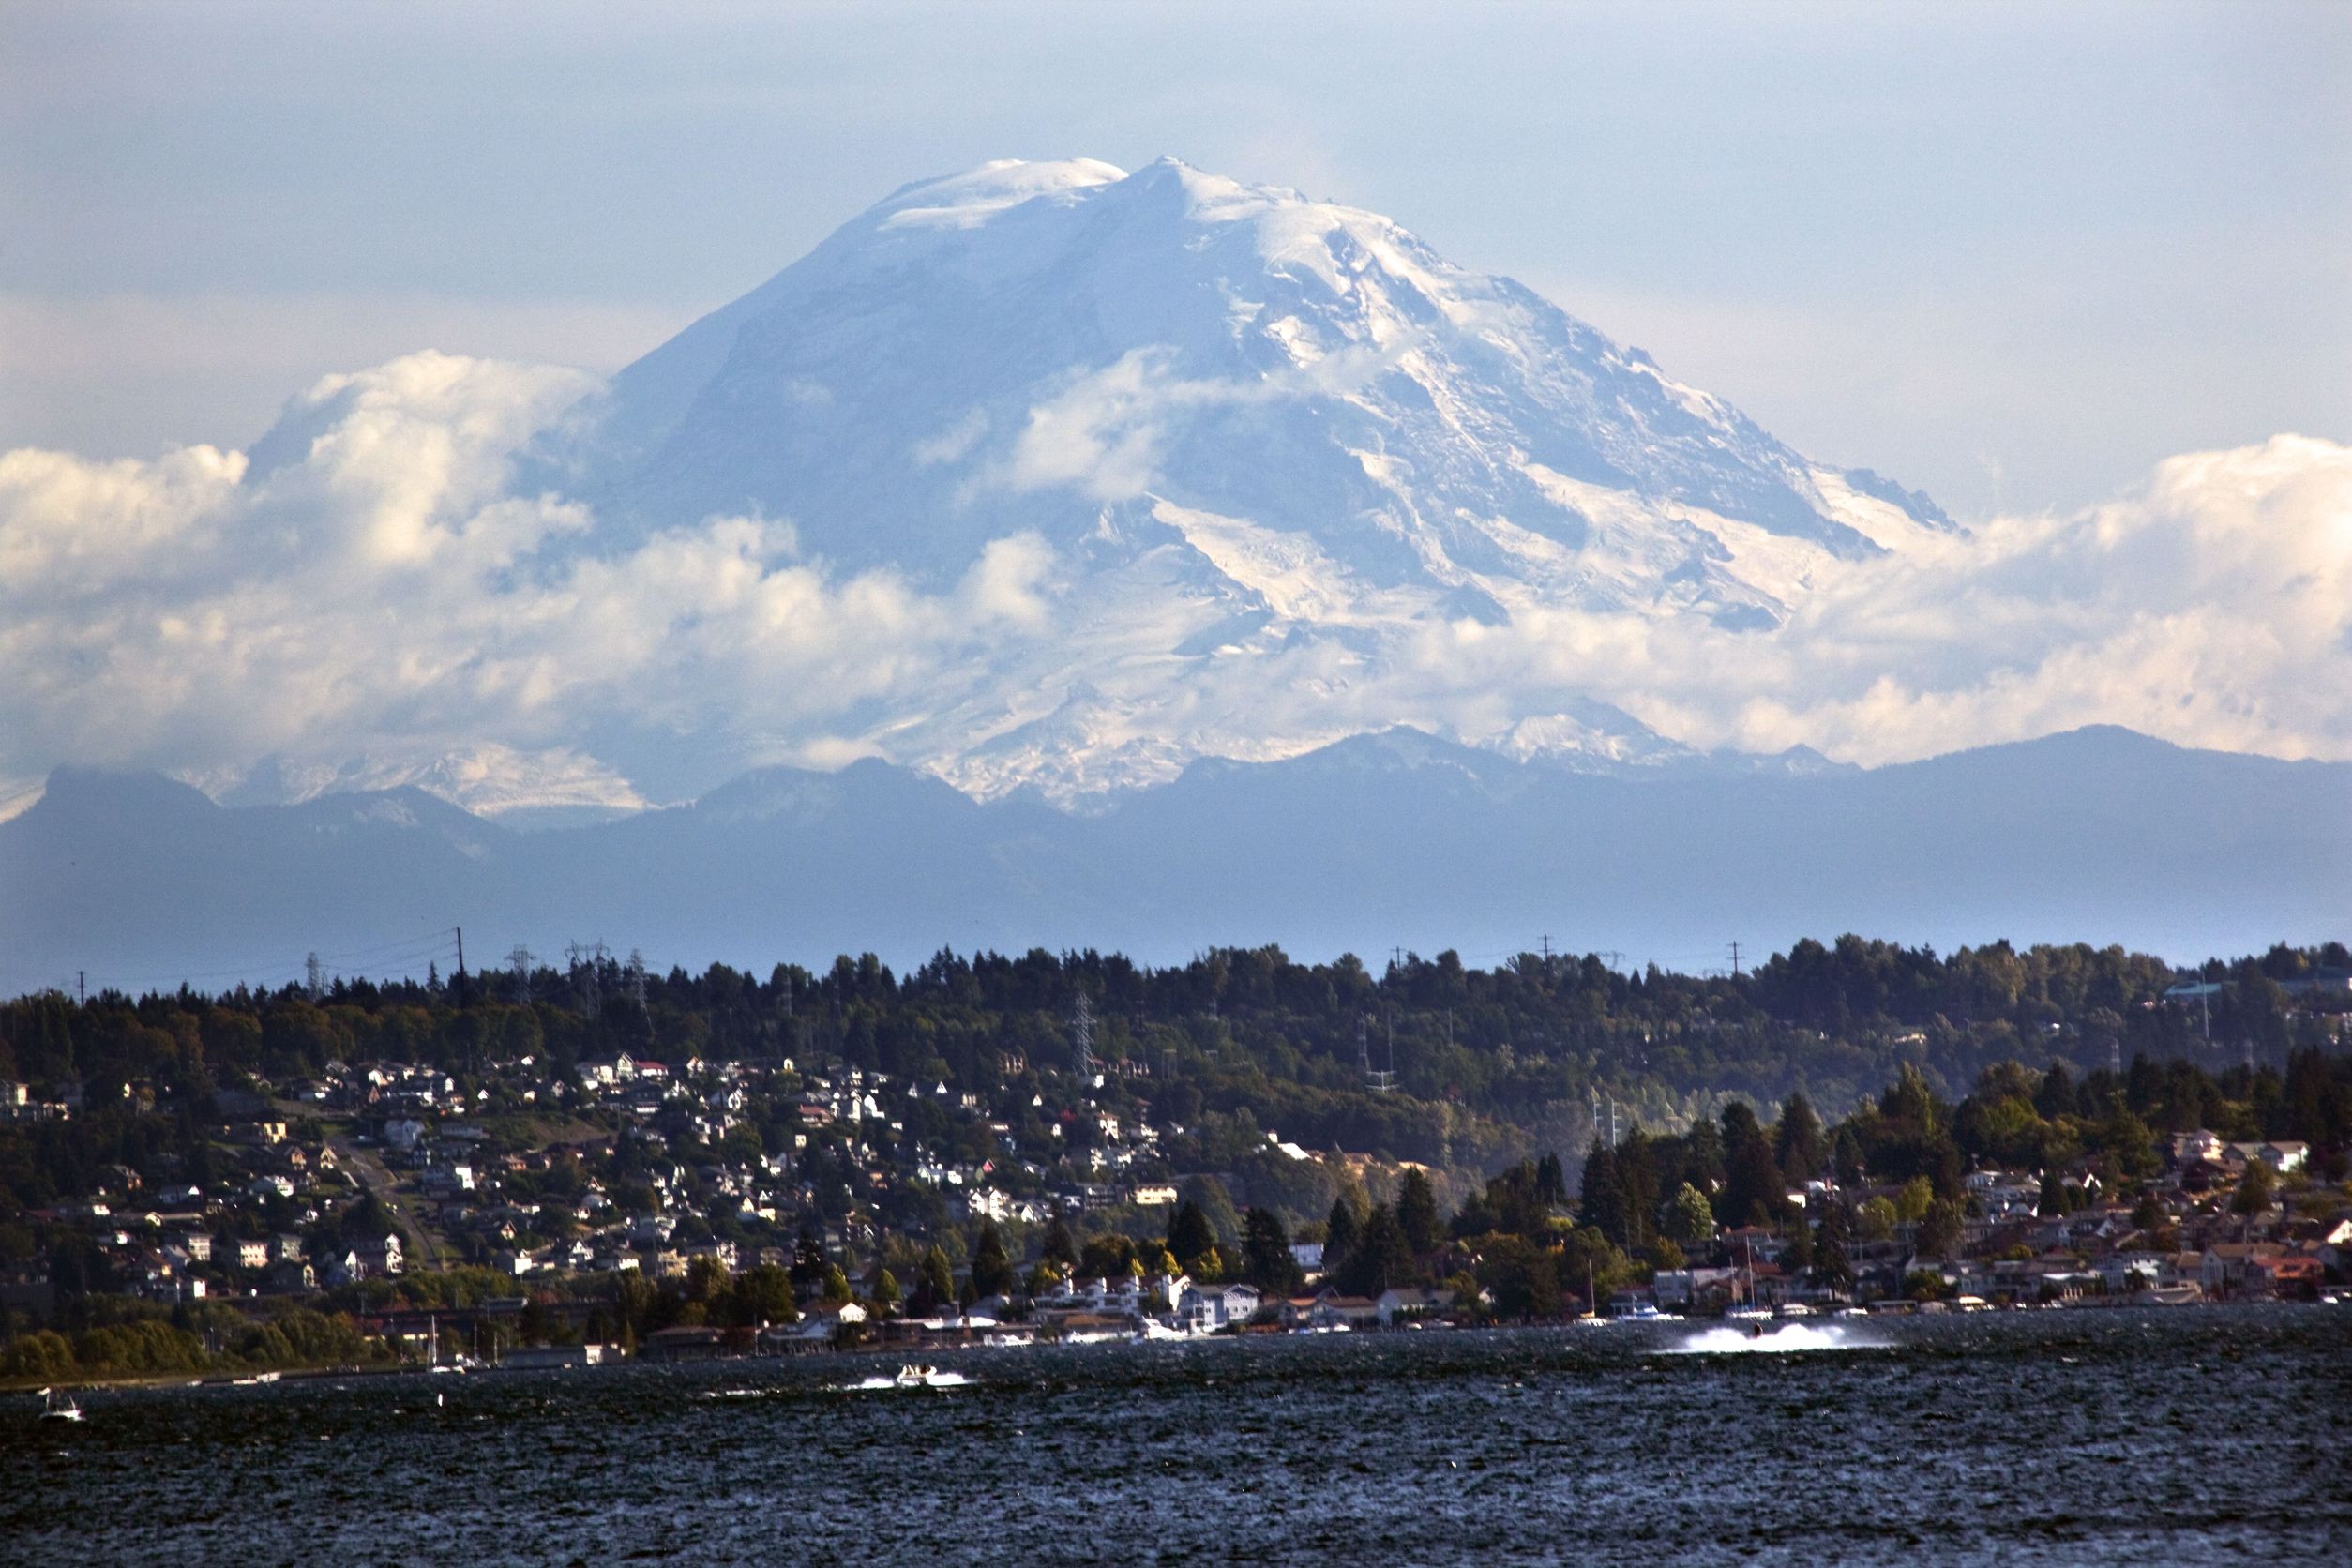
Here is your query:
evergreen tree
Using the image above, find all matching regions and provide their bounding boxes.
[2037,1173,2072,1217]
[1577,1142,1626,1244]
[1717,1104,1787,1229]
[1041,1213,1078,1269]
[916,1244,954,1310]
[2232,1158,2275,1219]
[970,1220,1015,1299]
[1916,1198,1963,1260]
[1395,1168,1441,1255]
[1813,1201,1854,1298]
[1615,1125,1658,1249]
[1775,1091,1828,1180]
[1323,1192,1364,1274]
[1168,1199,1218,1270]
[1335,1206,1418,1297]
[1241,1207,1300,1294]
[1183,1175,1244,1251]
[1533,1152,1567,1207]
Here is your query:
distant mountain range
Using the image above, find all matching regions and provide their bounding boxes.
[6,726,2341,996]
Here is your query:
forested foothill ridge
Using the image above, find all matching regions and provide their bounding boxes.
[1,937,2346,1381]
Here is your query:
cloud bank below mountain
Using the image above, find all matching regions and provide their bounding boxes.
[1,339,2342,817]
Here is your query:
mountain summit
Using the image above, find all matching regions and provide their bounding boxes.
[524,157,1951,799]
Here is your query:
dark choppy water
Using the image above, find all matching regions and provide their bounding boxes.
[6,1306,2347,1564]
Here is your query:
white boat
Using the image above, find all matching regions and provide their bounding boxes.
[1614,1303,1681,1322]
[38,1388,83,1424]
[1722,1235,1772,1320]
[894,1364,947,1389]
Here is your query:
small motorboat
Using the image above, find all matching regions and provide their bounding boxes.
[38,1388,83,1424]
[1615,1303,1681,1322]
[894,1364,940,1389]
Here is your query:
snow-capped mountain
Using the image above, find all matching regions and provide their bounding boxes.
[185,746,645,829]
[526,157,1952,801]
[215,156,1954,811]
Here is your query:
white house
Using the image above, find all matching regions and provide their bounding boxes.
[1173,1282,1260,1333]
[1376,1286,1455,1326]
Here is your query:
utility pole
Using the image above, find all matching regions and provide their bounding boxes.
[76,971,85,1007]
[454,927,467,1008]
[1728,941,1744,982]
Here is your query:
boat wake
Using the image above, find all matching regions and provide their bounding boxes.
[843,1367,976,1392]
[1672,1322,1870,1355]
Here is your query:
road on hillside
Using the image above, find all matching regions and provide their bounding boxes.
[277,1099,449,1270]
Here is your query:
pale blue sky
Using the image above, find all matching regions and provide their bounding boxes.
[3,0,2345,518]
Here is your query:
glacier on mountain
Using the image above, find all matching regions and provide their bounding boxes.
[517,157,1952,803]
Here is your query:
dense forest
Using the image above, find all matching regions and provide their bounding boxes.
[5,935,2343,1156]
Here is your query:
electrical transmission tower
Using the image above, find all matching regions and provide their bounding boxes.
[1071,990,1096,1077]
[305,952,325,1003]
[1357,1015,1396,1093]
[506,945,536,1004]
[566,941,609,1014]
[625,949,649,1012]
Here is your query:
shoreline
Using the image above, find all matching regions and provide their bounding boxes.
[12,1296,2340,1395]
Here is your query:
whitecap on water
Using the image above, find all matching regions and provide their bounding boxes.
[1672,1323,1869,1354]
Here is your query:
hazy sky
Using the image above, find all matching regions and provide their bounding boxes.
[4,0,2344,520]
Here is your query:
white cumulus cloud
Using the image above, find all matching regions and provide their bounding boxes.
[1,344,2343,819]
